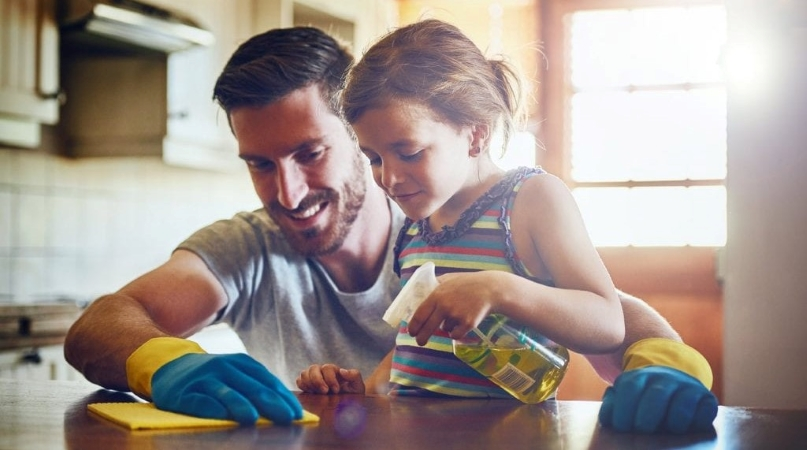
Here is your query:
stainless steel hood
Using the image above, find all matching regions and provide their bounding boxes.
[59,0,214,54]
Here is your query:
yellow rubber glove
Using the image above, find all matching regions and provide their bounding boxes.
[622,338,713,389]
[599,338,718,434]
[126,337,206,400]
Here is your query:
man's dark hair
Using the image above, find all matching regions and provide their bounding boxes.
[213,27,354,117]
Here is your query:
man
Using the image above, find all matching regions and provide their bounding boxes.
[64,26,716,433]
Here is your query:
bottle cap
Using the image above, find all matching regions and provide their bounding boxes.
[382,262,439,327]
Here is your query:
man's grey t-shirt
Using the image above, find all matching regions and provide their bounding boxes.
[177,204,404,388]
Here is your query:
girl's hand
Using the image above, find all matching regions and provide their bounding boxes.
[296,364,366,394]
[407,272,504,346]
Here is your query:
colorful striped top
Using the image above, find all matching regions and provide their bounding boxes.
[389,167,554,398]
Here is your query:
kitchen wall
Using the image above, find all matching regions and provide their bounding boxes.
[0,131,260,305]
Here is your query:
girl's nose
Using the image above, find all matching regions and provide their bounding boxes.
[379,161,404,190]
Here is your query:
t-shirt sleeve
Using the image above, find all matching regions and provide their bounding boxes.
[175,210,275,322]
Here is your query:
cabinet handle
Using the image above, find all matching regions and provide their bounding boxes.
[36,0,63,105]
[37,88,66,105]
[21,349,43,365]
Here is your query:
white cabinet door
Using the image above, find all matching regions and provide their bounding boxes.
[148,0,253,171]
[0,0,60,148]
[255,0,398,56]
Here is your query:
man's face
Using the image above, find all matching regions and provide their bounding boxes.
[231,85,367,256]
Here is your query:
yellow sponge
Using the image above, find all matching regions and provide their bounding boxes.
[88,402,320,430]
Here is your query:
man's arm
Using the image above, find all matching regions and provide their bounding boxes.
[65,249,303,424]
[585,289,718,434]
[64,249,227,390]
[584,289,681,384]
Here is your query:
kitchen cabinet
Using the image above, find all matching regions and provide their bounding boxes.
[16,0,395,166]
[144,0,253,171]
[0,0,60,148]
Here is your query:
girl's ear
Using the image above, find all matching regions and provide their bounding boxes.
[470,124,491,152]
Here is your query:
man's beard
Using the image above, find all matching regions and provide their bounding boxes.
[268,158,366,257]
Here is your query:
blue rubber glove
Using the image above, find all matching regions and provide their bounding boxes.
[598,365,718,434]
[151,353,304,425]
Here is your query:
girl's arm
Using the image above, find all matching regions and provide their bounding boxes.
[407,173,624,354]
[364,351,393,395]
[501,172,625,353]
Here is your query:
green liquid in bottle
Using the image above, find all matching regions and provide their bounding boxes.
[453,343,569,404]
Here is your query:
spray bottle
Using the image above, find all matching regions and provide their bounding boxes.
[383,262,569,404]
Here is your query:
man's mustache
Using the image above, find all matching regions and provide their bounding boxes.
[268,190,337,216]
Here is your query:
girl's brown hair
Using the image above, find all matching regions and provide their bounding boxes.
[342,19,524,153]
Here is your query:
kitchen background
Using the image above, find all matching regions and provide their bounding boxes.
[1,0,806,410]
[0,145,259,305]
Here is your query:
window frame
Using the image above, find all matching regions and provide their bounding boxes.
[539,0,726,243]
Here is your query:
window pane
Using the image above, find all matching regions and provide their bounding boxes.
[627,7,690,85]
[570,10,633,88]
[571,88,726,181]
[685,5,727,83]
[571,6,727,88]
[574,186,726,247]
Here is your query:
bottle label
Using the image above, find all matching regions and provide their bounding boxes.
[490,362,536,394]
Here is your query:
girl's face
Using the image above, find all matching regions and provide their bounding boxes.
[351,99,480,222]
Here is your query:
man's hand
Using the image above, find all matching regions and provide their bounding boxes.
[151,353,303,425]
[296,364,366,395]
[598,365,718,434]
[126,337,302,425]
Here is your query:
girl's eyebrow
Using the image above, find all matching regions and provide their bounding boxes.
[390,140,413,150]
[359,139,412,154]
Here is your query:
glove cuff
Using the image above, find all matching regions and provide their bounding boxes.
[126,337,206,399]
[622,337,713,389]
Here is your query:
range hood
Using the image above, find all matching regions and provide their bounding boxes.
[59,0,214,54]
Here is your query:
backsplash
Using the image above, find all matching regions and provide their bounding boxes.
[0,145,259,304]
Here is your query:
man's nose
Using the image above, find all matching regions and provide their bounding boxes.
[276,166,309,210]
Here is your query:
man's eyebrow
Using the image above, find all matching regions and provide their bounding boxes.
[292,138,325,152]
[238,154,262,162]
[239,137,326,161]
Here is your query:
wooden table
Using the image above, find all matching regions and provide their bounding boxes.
[2,379,806,450]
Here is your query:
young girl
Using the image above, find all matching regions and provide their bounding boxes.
[296,19,624,399]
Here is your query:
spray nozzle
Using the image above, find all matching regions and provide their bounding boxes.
[383,262,439,327]
[382,262,496,347]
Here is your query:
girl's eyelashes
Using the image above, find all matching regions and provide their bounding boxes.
[361,147,424,166]
[361,151,381,166]
[400,149,423,162]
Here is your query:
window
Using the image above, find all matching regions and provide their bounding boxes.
[542,1,727,247]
